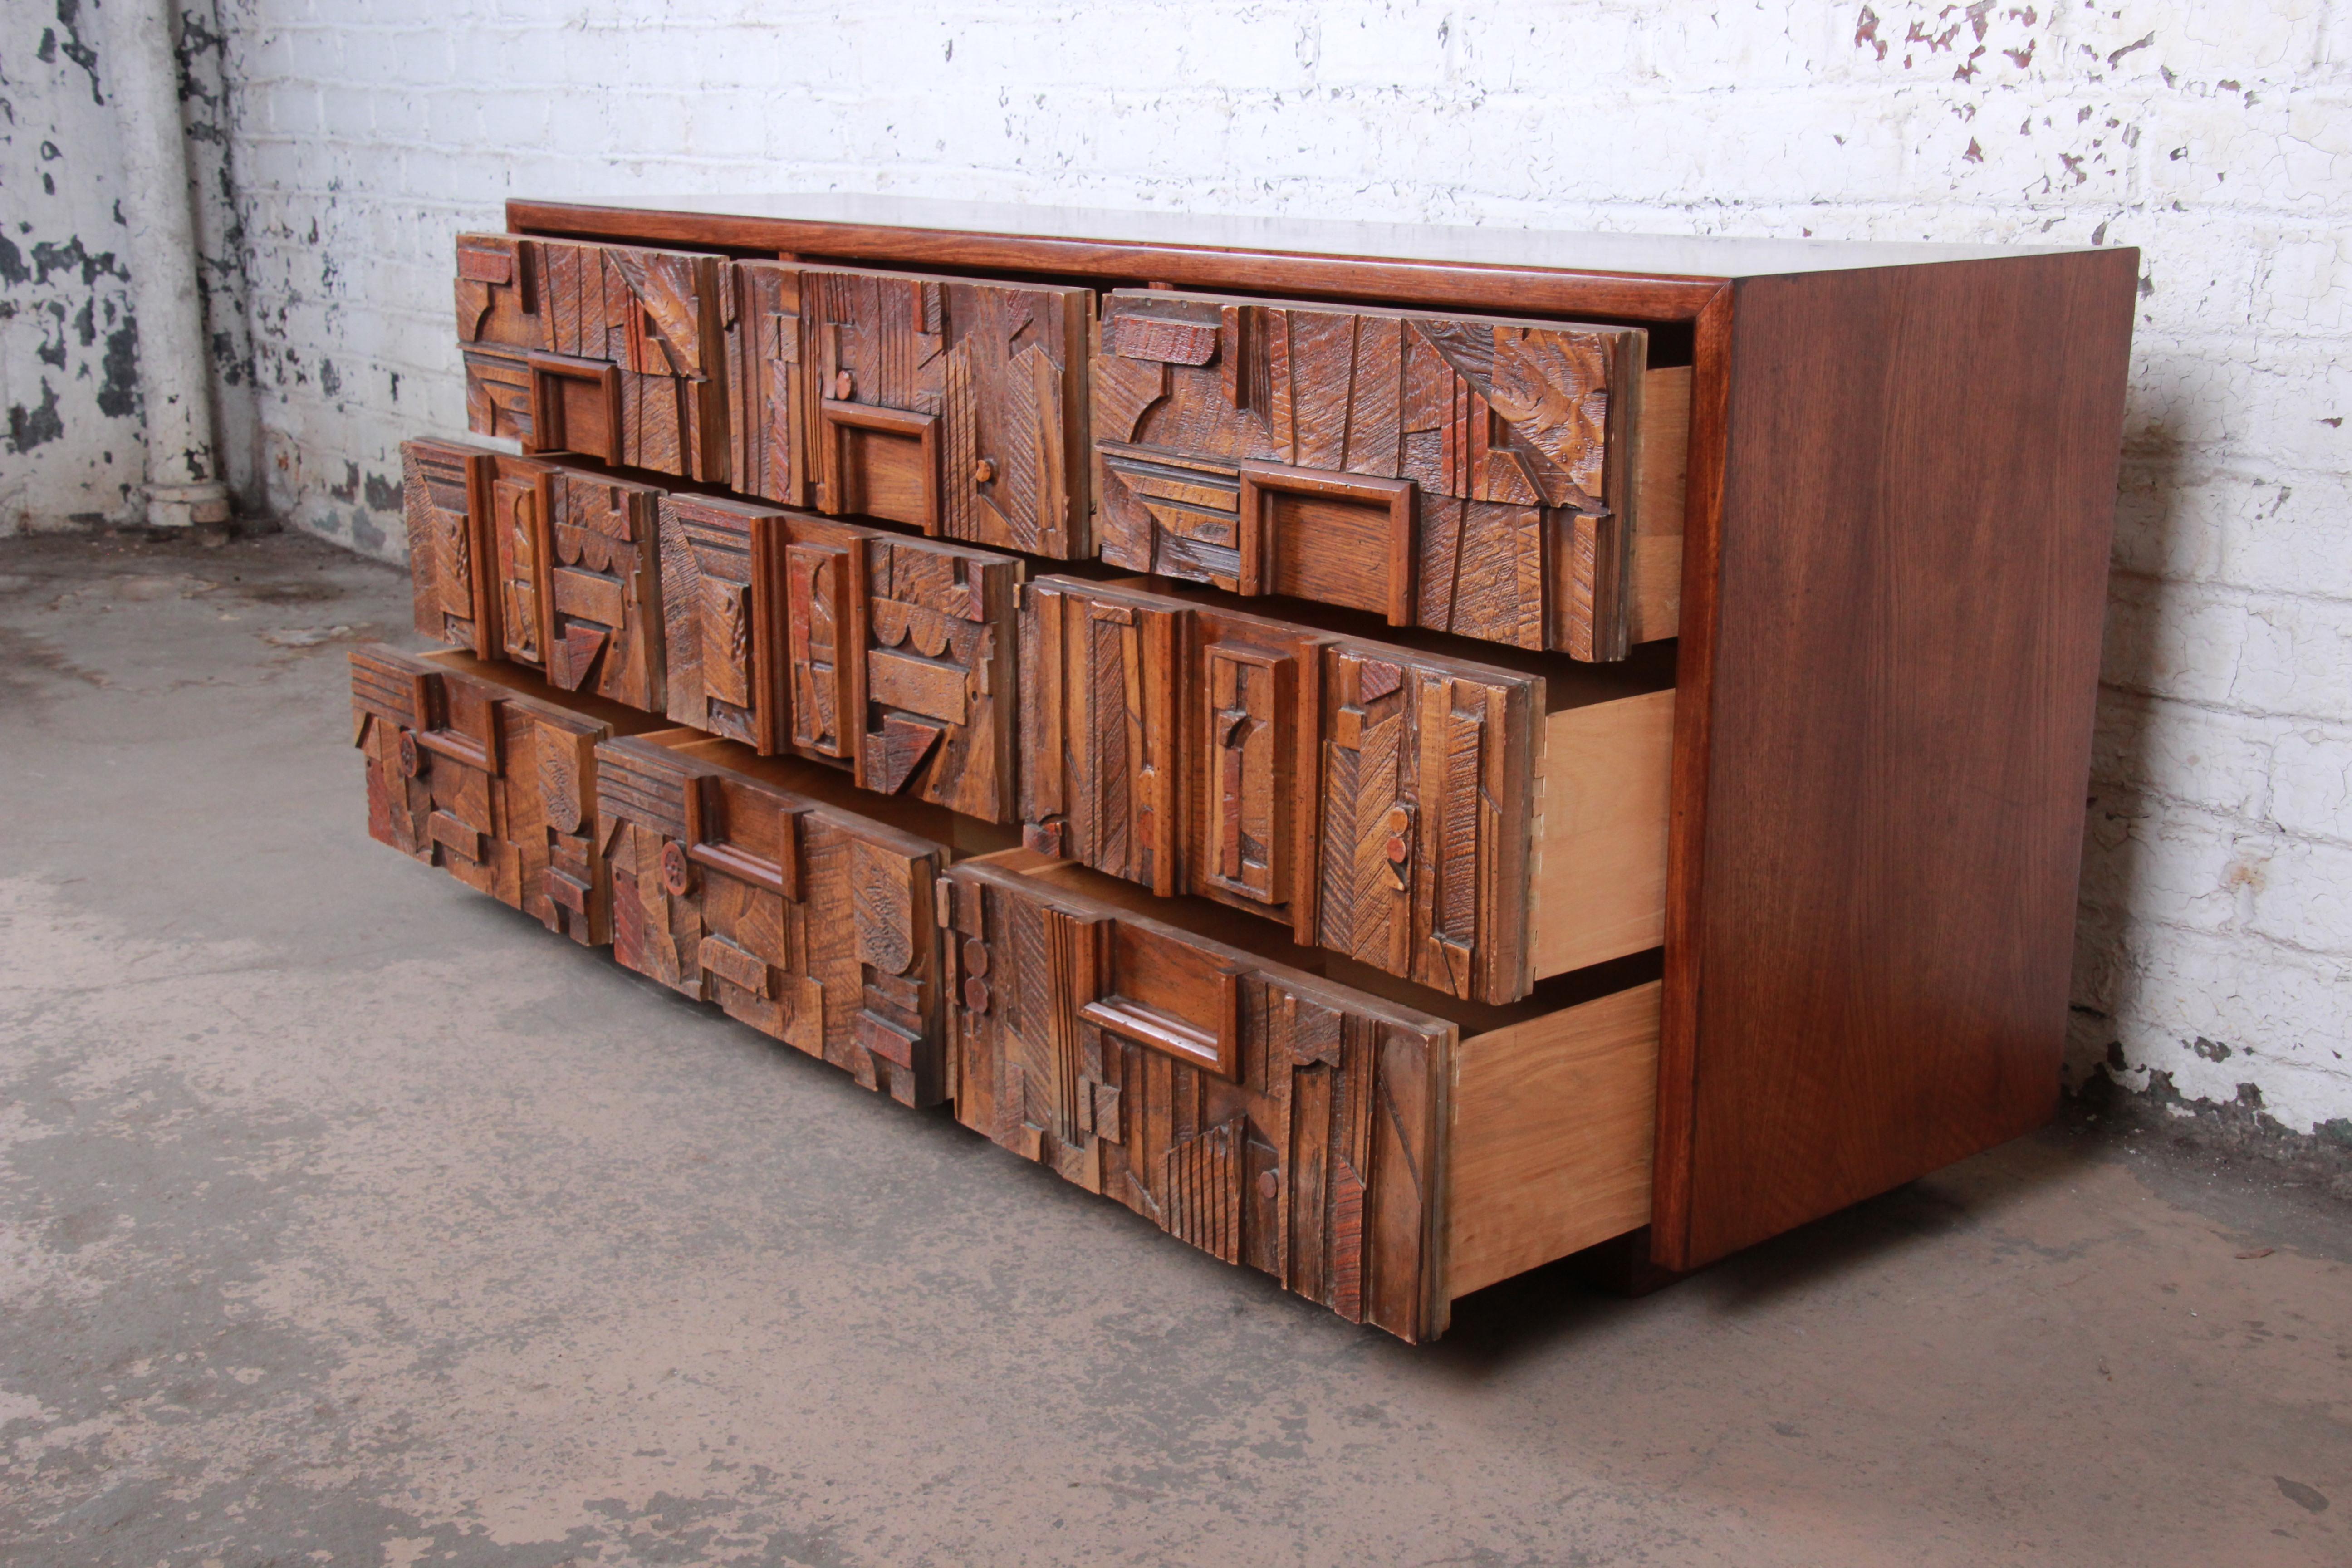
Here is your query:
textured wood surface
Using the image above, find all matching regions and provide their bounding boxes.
[534,463,669,711]
[1092,288,1655,657]
[1651,251,2139,1271]
[1020,575,1543,1005]
[403,442,671,714]
[401,437,496,656]
[945,849,1456,1341]
[456,233,730,483]
[654,489,1023,820]
[1444,979,1659,1299]
[597,733,950,1104]
[350,644,664,944]
[727,260,1092,556]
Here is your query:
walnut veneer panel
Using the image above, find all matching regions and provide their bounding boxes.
[597,733,956,1105]
[1092,288,1672,660]
[350,644,668,943]
[1654,251,2141,1269]
[656,493,1023,823]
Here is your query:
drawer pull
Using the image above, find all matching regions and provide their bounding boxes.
[1079,967,1241,1081]
[1235,462,1417,627]
[410,722,498,775]
[686,839,793,900]
[818,398,941,532]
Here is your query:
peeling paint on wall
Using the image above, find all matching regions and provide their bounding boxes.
[1,2,146,529]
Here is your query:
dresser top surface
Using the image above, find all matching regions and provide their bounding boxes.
[508,192,2094,281]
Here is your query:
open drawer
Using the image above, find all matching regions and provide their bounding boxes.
[597,731,1018,1105]
[944,848,1658,1342]
[350,644,671,943]
[1019,575,1673,1005]
[1091,288,1690,659]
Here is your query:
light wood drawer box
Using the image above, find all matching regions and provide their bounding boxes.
[1019,574,1672,1006]
[597,732,1018,1105]
[402,437,669,713]
[657,492,1023,823]
[945,848,1658,1341]
[728,260,1093,557]
[1091,288,1690,660]
[350,643,669,943]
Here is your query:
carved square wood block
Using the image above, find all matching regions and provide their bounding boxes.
[596,734,951,1105]
[454,232,732,484]
[726,260,1093,557]
[656,492,1024,823]
[350,643,657,945]
[1092,288,1682,660]
[1019,577,1672,1006]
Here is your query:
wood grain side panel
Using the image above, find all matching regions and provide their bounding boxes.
[1659,251,2139,1269]
[1445,979,1659,1298]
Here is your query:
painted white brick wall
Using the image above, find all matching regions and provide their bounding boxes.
[1,3,144,529]
[201,0,2352,1132]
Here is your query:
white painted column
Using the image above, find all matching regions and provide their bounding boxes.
[98,0,231,529]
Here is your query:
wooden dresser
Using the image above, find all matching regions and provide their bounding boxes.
[363,194,2137,1341]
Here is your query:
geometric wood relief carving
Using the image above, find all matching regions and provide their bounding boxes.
[1092,288,1648,659]
[655,492,1024,823]
[1019,576,1539,1004]
[456,232,731,485]
[944,853,1455,1340]
[729,260,1092,557]
[349,643,622,945]
[597,735,947,1105]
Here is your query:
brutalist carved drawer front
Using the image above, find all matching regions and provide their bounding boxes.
[454,233,730,484]
[728,261,1092,556]
[1022,576,1550,1004]
[657,493,1023,823]
[597,735,948,1105]
[401,438,668,712]
[351,644,651,944]
[1092,289,1661,659]
[944,851,1454,1340]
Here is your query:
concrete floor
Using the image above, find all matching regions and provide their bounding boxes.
[1,529,2347,1568]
